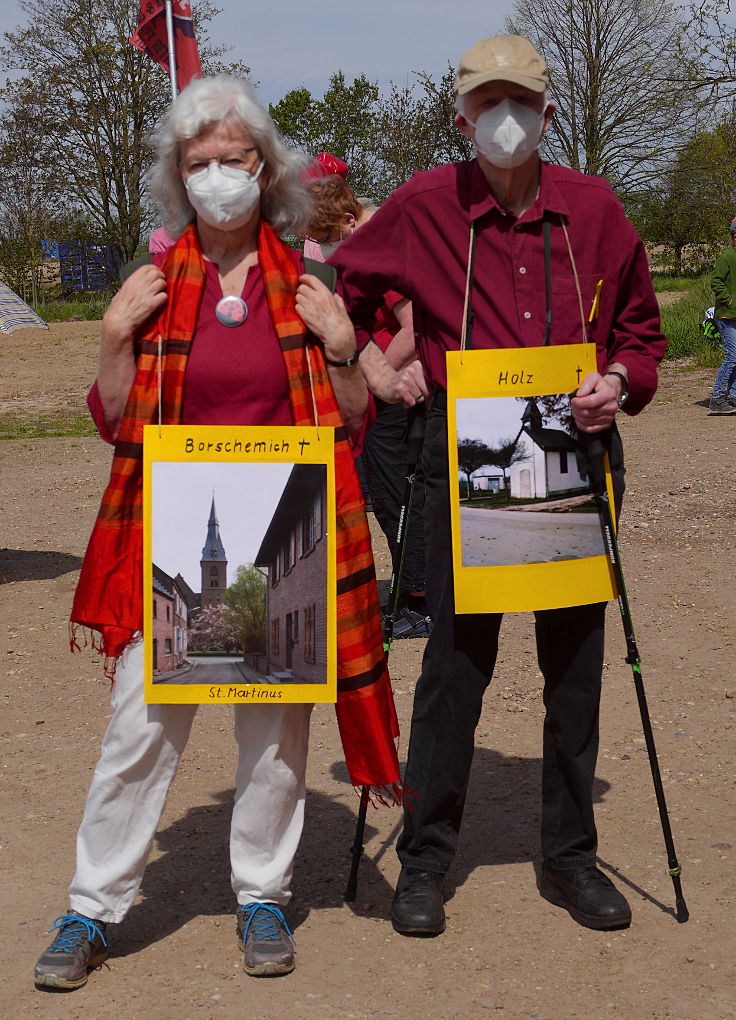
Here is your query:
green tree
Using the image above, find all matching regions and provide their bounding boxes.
[506,0,696,195]
[0,0,248,263]
[223,564,267,655]
[632,120,736,274]
[270,72,381,198]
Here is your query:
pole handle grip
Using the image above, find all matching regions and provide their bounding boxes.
[405,404,426,467]
[576,429,607,495]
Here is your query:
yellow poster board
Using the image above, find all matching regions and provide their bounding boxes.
[446,345,617,614]
[143,425,336,704]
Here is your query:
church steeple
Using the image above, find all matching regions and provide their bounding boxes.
[202,495,227,562]
[200,495,228,608]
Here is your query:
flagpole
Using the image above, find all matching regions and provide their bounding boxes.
[164,0,178,99]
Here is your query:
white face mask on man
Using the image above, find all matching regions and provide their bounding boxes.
[464,98,547,169]
[184,159,265,230]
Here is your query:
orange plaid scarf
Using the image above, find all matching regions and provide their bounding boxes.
[71,222,401,798]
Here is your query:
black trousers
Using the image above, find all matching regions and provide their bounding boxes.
[397,405,625,874]
[361,398,426,595]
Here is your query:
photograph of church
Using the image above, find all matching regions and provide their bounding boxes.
[148,458,330,693]
[455,394,606,567]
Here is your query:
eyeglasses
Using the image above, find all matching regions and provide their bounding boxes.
[180,147,260,177]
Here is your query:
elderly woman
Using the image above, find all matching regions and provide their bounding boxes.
[34,76,400,990]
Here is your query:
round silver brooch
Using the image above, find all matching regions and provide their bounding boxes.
[215,295,248,327]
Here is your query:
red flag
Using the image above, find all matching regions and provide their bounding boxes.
[130,1,202,92]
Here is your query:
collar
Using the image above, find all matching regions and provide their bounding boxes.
[466,159,570,225]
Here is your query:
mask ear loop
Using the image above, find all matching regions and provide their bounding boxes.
[459,221,477,362]
[561,218,587,344]
[157,333,163,437]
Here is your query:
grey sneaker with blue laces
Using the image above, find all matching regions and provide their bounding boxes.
[237,903,295,976]
[34,912,108,990]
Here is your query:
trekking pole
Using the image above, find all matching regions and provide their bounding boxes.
[345,405,426,902]
[577,430,689,924]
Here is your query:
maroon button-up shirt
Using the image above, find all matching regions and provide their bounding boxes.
[330,160,665,415]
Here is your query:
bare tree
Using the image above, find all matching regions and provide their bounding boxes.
[0,0,247,262]
[457,438,494,500]
[485,435,533,503]
[507,0,698,194]
[682,0,736,112]
[376,67,474,198]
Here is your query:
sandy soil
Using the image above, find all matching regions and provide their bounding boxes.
[1,322,735,1020]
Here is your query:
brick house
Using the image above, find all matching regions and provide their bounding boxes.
[152,564,191,674]
[255,465,327,684]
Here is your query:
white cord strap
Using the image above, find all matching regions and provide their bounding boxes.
[156,333,163,437]
[459,221,476,360]
[561,219,587,344]
[305,341,321,434]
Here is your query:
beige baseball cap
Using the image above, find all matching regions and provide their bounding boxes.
[454,34,549,96]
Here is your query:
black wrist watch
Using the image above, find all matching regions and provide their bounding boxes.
[325,349,360,368]
[605,370,628,407]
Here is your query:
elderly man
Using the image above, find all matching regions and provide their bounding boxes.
[331,34,666,936]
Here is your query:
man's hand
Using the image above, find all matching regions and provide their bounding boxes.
[392,359,429,407]
[359,344,429,405]
[571,370,624,433]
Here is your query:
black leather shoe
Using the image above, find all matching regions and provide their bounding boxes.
[539,865,632,930]
[391,867,446,936]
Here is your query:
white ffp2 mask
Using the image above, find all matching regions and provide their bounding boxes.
[465,99,546,169]
[184,160,265,229]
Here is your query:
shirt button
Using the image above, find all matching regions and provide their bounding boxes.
[523,311,532,319]
[519,267,527,275]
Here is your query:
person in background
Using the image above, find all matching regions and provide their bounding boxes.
[707,216,736,415]
[301,152,350,262]
[304,176,429,632]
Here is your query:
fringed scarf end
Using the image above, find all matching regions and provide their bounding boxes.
[69,621,105,657]
[68,623,120,685]
[355,782,406,808]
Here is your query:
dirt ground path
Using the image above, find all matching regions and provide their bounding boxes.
[1,323,735,1020]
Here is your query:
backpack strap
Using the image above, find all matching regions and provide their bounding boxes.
[120,252,337,292]
[119,248,345,369]
[303,257,337,293]
[119,252,153,283]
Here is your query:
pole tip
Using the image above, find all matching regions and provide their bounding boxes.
[676,899,689,924]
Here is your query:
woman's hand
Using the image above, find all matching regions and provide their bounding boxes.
[103,265,168,348]
[97,265,168,440]
[296,274,357,363]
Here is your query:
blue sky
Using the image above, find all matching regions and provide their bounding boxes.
[0,0,515,105]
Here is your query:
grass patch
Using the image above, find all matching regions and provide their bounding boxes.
[660,275,722,367]
[0,412,98,440]
[651,274,702,293]
[32,291,113,322]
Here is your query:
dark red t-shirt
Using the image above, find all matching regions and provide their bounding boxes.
[88,256,294,439]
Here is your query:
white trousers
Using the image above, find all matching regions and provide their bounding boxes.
[68,642,312,923]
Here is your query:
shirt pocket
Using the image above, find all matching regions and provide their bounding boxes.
[548,272,601,345]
